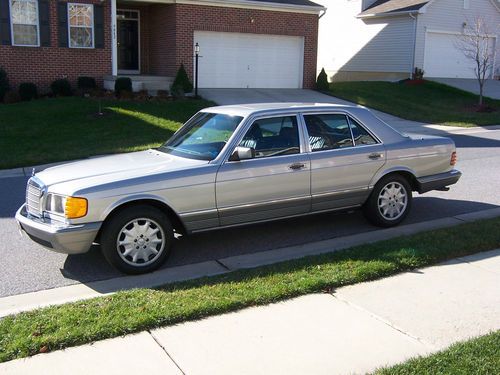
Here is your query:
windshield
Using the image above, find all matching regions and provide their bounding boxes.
[159,112,243,161]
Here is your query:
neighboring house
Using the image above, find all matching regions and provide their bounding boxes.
[317,0,500,81]
[0,0,324,92]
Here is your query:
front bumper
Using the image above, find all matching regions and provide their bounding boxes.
[417,169,462,194]
[15,205,101,255]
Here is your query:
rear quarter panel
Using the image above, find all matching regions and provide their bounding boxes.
[371,135,455,185]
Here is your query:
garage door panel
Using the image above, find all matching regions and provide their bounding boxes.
[424,32,494,79]
[194,31,303,89]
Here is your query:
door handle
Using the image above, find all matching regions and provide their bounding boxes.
[368,153,383,160]
[289,163,306,170]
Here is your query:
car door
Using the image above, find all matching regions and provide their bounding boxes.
[215,114,311,226]
[302,112,386,211]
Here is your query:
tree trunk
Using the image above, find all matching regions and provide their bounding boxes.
[479,84,484,106]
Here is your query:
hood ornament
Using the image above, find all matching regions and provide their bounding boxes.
[32,168,35,177]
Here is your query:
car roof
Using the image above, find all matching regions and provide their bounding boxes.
[200,102,408,144]
[201,102,360,117]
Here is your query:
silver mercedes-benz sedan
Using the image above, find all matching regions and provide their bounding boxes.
[16,103,461,273]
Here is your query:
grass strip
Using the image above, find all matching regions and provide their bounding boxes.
[328,80,500,127]
[1,217,499,363]
[374,330,500,375]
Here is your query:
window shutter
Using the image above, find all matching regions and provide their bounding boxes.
[94,4,104,49]
[38,0,50,47]
[0,0,11,46]
[57,1,68,47]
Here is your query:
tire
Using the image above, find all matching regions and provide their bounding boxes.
[363,174,412,227]
[100,205,174,274]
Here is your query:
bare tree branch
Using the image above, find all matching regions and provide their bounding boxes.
[454,16,495,106]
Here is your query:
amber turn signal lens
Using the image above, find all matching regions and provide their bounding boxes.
[450,151,457,166]
[65,197,88,219]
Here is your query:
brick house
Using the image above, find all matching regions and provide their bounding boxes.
[0,0,324,93]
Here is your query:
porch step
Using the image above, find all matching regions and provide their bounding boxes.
[103,75,174,93]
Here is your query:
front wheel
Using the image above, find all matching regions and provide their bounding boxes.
[100,205,174,274]
[363,175,412,227]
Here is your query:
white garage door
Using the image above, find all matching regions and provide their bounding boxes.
[424,32,494,78]
[194,31,304,89]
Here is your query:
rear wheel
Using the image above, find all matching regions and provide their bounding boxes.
[363,175,412,227]
[100,205,173,274]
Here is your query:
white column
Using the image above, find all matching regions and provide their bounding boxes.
[111,0,118,76]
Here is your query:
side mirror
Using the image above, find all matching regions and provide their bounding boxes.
[229,146,255,161]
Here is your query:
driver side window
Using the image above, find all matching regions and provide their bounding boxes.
[239,116,300,158]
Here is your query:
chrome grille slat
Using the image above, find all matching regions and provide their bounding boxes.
[26,178,43,217]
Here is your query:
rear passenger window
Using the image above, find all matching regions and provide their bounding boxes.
[304,114,354,151]
[349,117,378,146]
[239,116,300,158]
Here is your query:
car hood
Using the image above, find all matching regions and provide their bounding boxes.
[36,150,207,193]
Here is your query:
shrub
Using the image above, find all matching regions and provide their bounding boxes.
[77,76,97,92]
[51,79,72,97]
[19,82,38,101]
[114,77,132,97]
[412,67,425,80]
[171,64,193,95]
[0,67,9,102]
[316,68,329,91]
[3,91,21,104]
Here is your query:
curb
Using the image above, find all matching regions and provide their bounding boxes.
[1,206,499,318]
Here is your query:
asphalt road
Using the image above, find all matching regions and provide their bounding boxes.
[1,128,499,298]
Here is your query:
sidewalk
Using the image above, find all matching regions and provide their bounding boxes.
[1,249,498,375]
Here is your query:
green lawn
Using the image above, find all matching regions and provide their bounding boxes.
[375,331,500,375]
[329,80,500,127]
[0,97,213,169]
[1,217,499,363]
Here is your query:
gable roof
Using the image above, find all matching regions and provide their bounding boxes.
[359,0,429,17]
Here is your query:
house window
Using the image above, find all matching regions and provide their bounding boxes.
[68,3,94,48]
[10,0,39,47]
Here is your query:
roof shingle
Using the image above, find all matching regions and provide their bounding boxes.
[359,0,429,16]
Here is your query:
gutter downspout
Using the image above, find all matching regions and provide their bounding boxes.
[319,9,327,18]
[409,12,417,79]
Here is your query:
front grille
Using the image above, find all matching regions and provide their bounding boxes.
[26,179,43,217]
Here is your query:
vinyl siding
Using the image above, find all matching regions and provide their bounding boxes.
[317,0,415,79]
[414,0,500,76]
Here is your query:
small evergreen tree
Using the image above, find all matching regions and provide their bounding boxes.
[171,64,193,96]
[316,68,329,91]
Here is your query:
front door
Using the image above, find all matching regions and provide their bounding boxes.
[117,10,139,73]
[216,115,311,226]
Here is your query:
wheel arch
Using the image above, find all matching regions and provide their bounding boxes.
[370,167,419,192]
[97,195,188,241]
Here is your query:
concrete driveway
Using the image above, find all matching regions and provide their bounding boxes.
[198,88,356,106]
[199,88,402,123]
[430,78,500,99]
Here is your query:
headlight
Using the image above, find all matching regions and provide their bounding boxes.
[45,194,88,219]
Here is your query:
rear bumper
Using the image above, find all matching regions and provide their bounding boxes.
[417,169,462,194]
[15,205,101,255]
